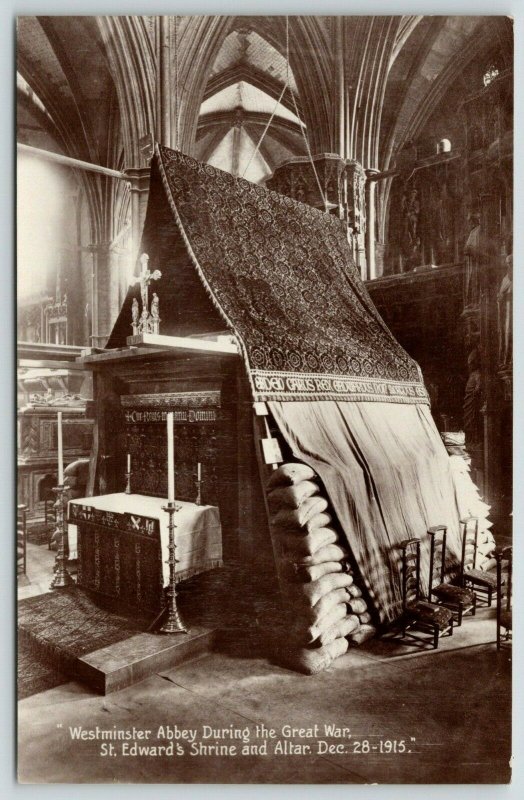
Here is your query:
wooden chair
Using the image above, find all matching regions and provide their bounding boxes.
[400,538,454,649]
[495,546,512,650]
[45,496,56,549]
[427,525,476,626]
[17,504,27,576]
[460,517,497,606]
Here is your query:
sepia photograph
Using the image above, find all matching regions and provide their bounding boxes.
[16,12,513,784]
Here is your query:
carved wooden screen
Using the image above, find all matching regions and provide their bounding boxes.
[122,391,219,505]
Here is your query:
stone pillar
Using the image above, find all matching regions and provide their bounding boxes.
[334,17,346,160]
[87,243,123,348]
[232,108,243,177]
[365,170,380,280]
[158,15,172,147]
[346,161,367,279]
[124,167,151,264]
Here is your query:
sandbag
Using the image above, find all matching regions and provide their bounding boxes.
[280,527,338,556]
[358,611,372,624]
[346,597,367,615]
[294,561,345,583]
[294,543,349,567]
[267,462,317,488]
[301,511,333,534]
[308,586,351,623]
[285,636,349,675]
[305,602,348,642]
[288,572,354,608]
[267,480,319,512]
[271,496,329,530]
[349,624,376,645]
[317,615,360,646]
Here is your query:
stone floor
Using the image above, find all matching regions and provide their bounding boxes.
[17,544,512,784]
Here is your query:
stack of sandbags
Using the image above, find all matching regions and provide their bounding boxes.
[442,433,496,572]
[266,462,376,674]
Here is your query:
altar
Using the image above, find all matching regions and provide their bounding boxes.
[68,493,222,613]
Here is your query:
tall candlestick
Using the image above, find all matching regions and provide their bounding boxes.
[127,453,131,472]
[57,411,64,485]
[167,411,175,502]
[197,461,202,481]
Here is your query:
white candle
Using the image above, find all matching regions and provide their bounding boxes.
[127,453,131,473]
[167,412,175,502]
[57,411,64,485]
[197,462,202,481]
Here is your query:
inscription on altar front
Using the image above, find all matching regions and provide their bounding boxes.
[121,391,220,504]
[124,409,217,424]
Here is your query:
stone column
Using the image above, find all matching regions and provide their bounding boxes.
[158,15,172,147]
[232,108,243,177]
[346,161,367,279]
[334,17,346,161]
[124,167,151,265]
[365,170,380,280]
[87,243,123,348]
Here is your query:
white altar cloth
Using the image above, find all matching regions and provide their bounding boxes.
[68,493,222,586]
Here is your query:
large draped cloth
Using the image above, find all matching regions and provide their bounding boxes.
[106,145,469,624]
[270,401,464,623]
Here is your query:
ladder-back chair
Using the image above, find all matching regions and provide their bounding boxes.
[495,546,512,650]
[460,517,497,606]
[427,525,476,626]
[17,504,27,576]
[400,538,454,649]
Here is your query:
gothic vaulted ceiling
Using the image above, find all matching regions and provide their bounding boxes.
[17,15,512,184]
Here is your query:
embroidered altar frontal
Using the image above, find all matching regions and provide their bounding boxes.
[69,494,222,613]
[108,145,428,405]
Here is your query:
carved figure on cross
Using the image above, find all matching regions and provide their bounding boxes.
[136,253,162,312]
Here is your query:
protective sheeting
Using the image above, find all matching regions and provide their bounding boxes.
[270,400,465,623]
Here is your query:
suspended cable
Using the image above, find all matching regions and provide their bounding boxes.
[241,15,291,178]
[242,17,327,211]
[289,85,328,211]
[286,17,327,210]
[241,81,288,178]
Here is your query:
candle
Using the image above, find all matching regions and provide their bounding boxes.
[167,411,175,502]
[197,462,202,481]
[127,453,131,473]
[57,411,64,485]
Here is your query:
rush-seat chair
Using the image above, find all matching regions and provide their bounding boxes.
[400,538,454,649]
[459,517,497,606]
[427,525,476,626]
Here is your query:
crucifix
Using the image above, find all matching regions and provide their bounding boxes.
[136,253,162,311]
[132,253,162,335]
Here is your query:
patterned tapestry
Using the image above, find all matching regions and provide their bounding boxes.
[150,144,428,405]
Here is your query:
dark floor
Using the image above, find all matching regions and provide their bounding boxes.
[18,543,512,784]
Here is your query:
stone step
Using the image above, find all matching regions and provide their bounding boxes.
[75,627,217,694]
[18,588,217,695]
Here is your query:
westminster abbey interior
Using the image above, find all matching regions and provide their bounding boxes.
[16,15,513,785]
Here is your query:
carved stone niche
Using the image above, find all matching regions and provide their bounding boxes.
[267,154,367,271]
[461,69,513,162]
[266,153,346,213]
[17,367,94,539]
